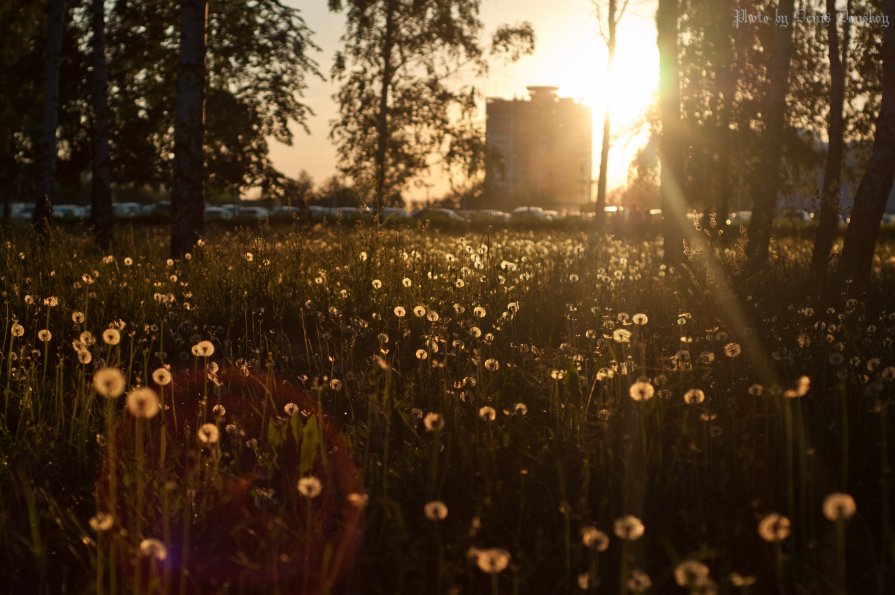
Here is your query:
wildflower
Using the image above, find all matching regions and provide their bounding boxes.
[484,358,499,372]
[822,492,856,521]
[479,406,497,421]
[613,515,645,540]
[347,492,369,508]
[123,257,133,266]
[284,402,299,416]
[784,375,810,398]
[757,513,790,542]
[416,349,428,360]
[723,342,742,357]
[197,423,220,444]
[683,388,705,405]
[212,404,226,417]
[514,402,528,415]
[423,412,444,432]
[94,368,126,398]
[628,380,655,402]
[612,328,632,343]
[244,252,253,262]
[580,526,609,551]
[371,279,382,289]
[126,387,160,419]
[402,277,412,288]
[102,328,120,346]
[674,560,710,587]
[473,306,486,318]
[297,476,323,498]
[80,331,96,346]
[627,570,652,593]
[550,369,565,380]
[729,573,757,587]
[394,306,406,318]
[37,329,52,342]
[475,548,511,574]
[413,305,426,317]
[151,367,172,386]
[632,313,648,325]
[77,350,92,364]
[44,296,58,307]
[424,500,448,521]
[330,378,343,391]
[426,310,439,322]
[191,340,215,357]
[138,538,168,561]
[748,384,764,396]
[89,512,115,532]
[71,311,85,324]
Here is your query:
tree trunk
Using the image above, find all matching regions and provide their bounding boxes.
[810,0,850,276]
[594,0,617,225]
[171,0,207,258]
[841,0,895,286]
[33,0,67,238]
[90,0,113,250]
[2,129,12,222]
[713,0,736,221]
[374,1,397,217]
[657,0,685,266]
[746,0,795,267]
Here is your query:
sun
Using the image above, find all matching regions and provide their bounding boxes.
[554,18,658,193]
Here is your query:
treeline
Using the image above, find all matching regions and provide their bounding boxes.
[644,0,893,284]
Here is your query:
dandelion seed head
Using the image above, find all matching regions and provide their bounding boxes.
[94,368,126,398]
[197,423,220,444]
[102,328,120,346]
[297,476,323,498]
[424,500,448,521]
[757,513,790,542]
[423,412,444,432]
[138,538,167,561]
[822,492,856,521]
[613,515,645,540]
[580,526,609,551]
[475,548,510,574]
[126,387,160,419]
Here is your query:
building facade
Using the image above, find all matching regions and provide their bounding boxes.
[484,86,592,211]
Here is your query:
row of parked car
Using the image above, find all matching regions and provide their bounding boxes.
[8,202,895,227]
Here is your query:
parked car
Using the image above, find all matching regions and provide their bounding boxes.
[224,204,270,223]
[380,207,412,224]
[113,202,144,220]
[54,204,89,222]
[780,208,811,222]
[141,202,172,220]
[511,206,548,222]
[413,208,466,224]
[204,205,234,222]
[469,209,511,224]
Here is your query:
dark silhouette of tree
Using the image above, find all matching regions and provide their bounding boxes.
[746,0,796,267]
[842,0,895,286]
[657,0,685,266]
[171,0,207,257]
[90,0,113,250]
[811,0,851,276]
[33,0,67,238]
[329,0,534,215]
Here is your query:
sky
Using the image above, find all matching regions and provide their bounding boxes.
[272,0,660,203]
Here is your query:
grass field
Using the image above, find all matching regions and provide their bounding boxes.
[1,224,893,594]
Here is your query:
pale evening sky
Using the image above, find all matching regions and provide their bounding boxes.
[272,0,660,203]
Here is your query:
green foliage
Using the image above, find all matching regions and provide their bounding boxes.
[1,225,894,593]
[329,0,534,204]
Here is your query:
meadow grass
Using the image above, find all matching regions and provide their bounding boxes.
[0,223,893,594]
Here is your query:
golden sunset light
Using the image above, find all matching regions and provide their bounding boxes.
[3,0,895,593]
